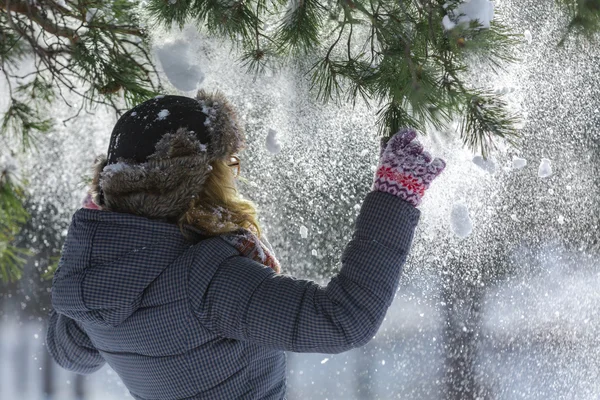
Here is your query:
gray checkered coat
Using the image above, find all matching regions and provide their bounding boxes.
[46,191,420,399]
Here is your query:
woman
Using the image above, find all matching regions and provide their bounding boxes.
[46,91,445,400]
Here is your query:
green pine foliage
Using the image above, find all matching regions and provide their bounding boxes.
[1,1,599,283]
[1,0,162,149]
[557,0,600,45]
[1,0,163,282]
[0,162,30,282]
[1,0,598,156]
[147,0,523,155]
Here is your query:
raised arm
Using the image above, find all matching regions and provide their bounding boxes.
[192,191,419,353]
[190,129,445,353]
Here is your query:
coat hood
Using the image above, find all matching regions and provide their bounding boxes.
[51,208,203,327]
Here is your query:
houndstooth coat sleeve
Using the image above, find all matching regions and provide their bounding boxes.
[190,191,420,353]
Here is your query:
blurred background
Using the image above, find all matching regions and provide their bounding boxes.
[1,0,599,399]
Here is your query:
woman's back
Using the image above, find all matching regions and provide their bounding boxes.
[49,208,286,399]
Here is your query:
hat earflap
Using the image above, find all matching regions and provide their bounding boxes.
[90,128,214,222]
[195,89,245,160]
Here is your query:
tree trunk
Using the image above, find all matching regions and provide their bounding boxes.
[441,273,489,400]
[42,344,54,398]
[355,344,376,400]
[74,373,86,400]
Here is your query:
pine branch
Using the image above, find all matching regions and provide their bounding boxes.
[1,0,161,150]
[2,0,76,38]
[145,0,528,154]
[0,167,29,283]
[147,0,194,30]
[1,0,163,282]
[459,90,521,156]
[376,100,421,137]
[275,0,325,54]
[308,18,346,103]
[556,0,600,45]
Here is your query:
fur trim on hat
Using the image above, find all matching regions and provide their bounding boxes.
[90,128,212,222]
[195,89,245,159]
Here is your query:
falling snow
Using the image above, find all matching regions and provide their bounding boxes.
[299,225,308,239]
[538,158,553,178]
[266,129,282,154]
[1,1,599,399]
[155,41,205,92]
[444,0,495,30]
[512,156,527,169]
[450,203,473,238]
[472,155,497,174]
[156,109,170,121]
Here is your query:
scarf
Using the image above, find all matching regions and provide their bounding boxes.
[82,193,281,274]
[220,231,281,274]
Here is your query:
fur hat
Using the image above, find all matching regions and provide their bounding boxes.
[90,90,244,222]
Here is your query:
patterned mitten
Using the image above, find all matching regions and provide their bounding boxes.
[372,128,446,207]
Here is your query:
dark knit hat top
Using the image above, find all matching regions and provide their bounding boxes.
[106,90,244,165]
[107,95,210,165]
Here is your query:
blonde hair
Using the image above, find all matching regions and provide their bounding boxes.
[178,159,261,238]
